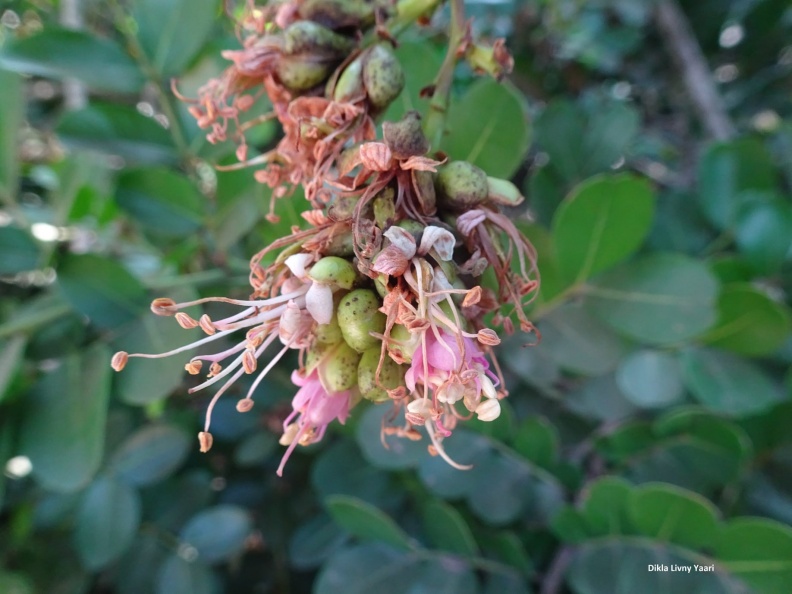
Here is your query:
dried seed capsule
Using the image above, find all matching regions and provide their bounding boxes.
[321,341,362,392]
[309,256,356,289]
[332,54,365,102]
[277,55,332,91]
[383,111,428,159]
[373,187,396,228]
[412,170,436,215]
[337,289,386,353]
[435,161,489,210]
[358,347,405,402]
[283,21,354,56]
[363,44,405,109]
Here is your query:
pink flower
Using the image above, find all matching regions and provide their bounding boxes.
[277,370,351,476]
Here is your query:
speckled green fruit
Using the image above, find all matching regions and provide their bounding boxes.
[389,324,419,363]
[358,347,404,402]
[305,340,334,374]
[383,111,428,158]
[300,0,379,29]
[373,187,396,228]
[337,289,385,352]
[277,56,331,91]
[315,313,344,345]
[283,21,354,56]
[321,341,362,392]
[333,55,364,102]
[309,256,356,289]
[363,44,405,108]
[435,161,488,210]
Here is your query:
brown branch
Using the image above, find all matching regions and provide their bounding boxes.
[655,0,736,141]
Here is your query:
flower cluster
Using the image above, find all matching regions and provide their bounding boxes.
[112,0,539,475]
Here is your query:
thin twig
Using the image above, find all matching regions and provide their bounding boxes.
[655,0,736,141]
[540,546,574,594]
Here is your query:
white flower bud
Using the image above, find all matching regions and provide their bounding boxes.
[475,399,501,422]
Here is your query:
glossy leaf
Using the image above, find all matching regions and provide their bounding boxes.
[701,284,791,357]
[74,476,142,570]
[110,424,191,486]
[735,197,792,273]
[585,254,719,345]
[115,167,205,236]
[325,494,413,550]
[19,344,111,492]
[180,505,252,563]
[422,500,479,556]
[0,227,39,274]
[0,335,26,403]
[442,79,529,179]
[133,0,219,76]
[57,254,147,329]
[553,174,655,283]
[289,514,349,570]
[616,350,684,408]
[383,40,444,121]
[157,555,217,594]
[0,28,145,93]
[56,103,178,164]
[512,418,559,469]
[0,69,22,199]
[681,348,783,415]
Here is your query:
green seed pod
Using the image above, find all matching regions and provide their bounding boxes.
[382,111,428,159]
[388,323,419,363]
[435,161,489,210]
[373,187,396,228]
[358,347,405,402]
[283,21,355,56]
[300,0,380,29]
[332,54,365,102]
[315,313,344,345]
[321,341,362,392]
[374,274,389,299]
[323,230,355,257]
[305,340,335,374]
[276,55,331,91]
[337,289,386,352]
[362,44,405,109]
[397,220,424,235]
[309,256,356,289]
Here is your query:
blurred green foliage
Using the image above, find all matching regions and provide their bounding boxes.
[1,0,792,593]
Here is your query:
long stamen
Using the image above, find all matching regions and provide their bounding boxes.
[127,328,237,360]
[425,421,472,470]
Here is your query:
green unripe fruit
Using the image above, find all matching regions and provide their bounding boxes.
[301,0,379,29]
[358,347,404,402]
[487,176,524,206]
[435,161,489,210]
[337,289,385,352]
[373,187,396,228]
[363,44,405,108]
[305,340,335,373]
[309,256,356,289]
[332,55,364,102]
[315,313,343,345]
[321,341,362,392]
[397,220,424,235]
[283,21,354,56]
[277,56,331,91]
[324,231,355,257]
[388,324,418,363]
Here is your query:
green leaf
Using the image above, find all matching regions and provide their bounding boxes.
[553,174,654,283]
[325,494,413,550]
[701,284,791,357]
[0,572,34,594]
[0,335,26,404]
[681,348,783,416]
[383,41,444,122]
[628,483,719,549]
[58,254,148,329]
[314,544,417,594]
[233,430,277,467]
[110,424,190,486]
[735,197,792,274]
[698,139,776,230]
[133,0,219,77]
[0,28,144,93]
[0,227,39,274]
[715,518,792,594]
[512,418,559,469]
[579,477,635,537]
[422,500,479,556]
[0,69,23,199]
[567,374,638,422]
[180,505,252,563]
[567,539,750,594]
[615,350,684,408]
[74,476,141,570]
[19,344,111,492]
[115,167,205,236]
[156,555,218,594]
[538,304,629,375]
[56,103,178,164]
[289,514,349,570]
[441,79,530,179]
[585,254,719,345]
[356,405,426,470]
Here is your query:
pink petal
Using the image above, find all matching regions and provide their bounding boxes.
[383,226,417,259]
[419,226,455,261]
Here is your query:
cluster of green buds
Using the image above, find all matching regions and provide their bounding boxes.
[115,0,538,474]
